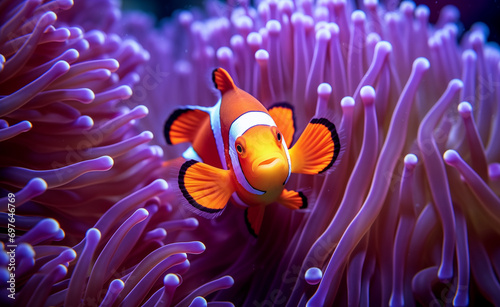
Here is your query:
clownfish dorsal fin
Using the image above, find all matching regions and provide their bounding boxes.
[178,160,234,218]
[245,206,266,237]
[289,118,341,174]
[268,102,296,147]
[212,67,236,94]
[277,189,307,210]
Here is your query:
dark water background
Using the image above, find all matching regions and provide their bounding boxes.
[121,0,500,44]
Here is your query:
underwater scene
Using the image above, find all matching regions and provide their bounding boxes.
[1,0,500,306]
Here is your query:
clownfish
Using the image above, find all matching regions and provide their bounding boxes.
[164,68,340,237]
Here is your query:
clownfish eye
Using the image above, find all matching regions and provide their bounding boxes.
[236,144,244,153]
[271,127,282,146]
[235,137,246,157]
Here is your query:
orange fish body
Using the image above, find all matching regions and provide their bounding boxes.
[164,68,340,236]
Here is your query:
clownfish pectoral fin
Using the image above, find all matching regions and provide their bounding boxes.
[178,160,234,218]
[245,206,266,237]
[164,108,209,145]
[212,67,236,94]
[277,189,308,210]
[268,102,296,147]
[289,118,340,174]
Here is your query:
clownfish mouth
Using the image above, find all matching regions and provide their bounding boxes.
[259,157,277,166]
[253,155,282,173]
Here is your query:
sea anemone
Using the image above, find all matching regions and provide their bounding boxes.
[0,0,231,306]
[1,0,499,306]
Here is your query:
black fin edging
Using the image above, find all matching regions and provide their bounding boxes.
[310,118,341,174]
[164,108,193,145]
[211,68,219,90]
[178,159,223,214]
[244,208,258,238]
[298,191,308,209]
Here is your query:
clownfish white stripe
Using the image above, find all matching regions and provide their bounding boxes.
[210,99,226,170]
[228,111,277,144]
[283,136,292,185]
[229,111,276,195]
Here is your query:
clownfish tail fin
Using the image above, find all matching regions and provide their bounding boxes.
[212,67,236,94]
